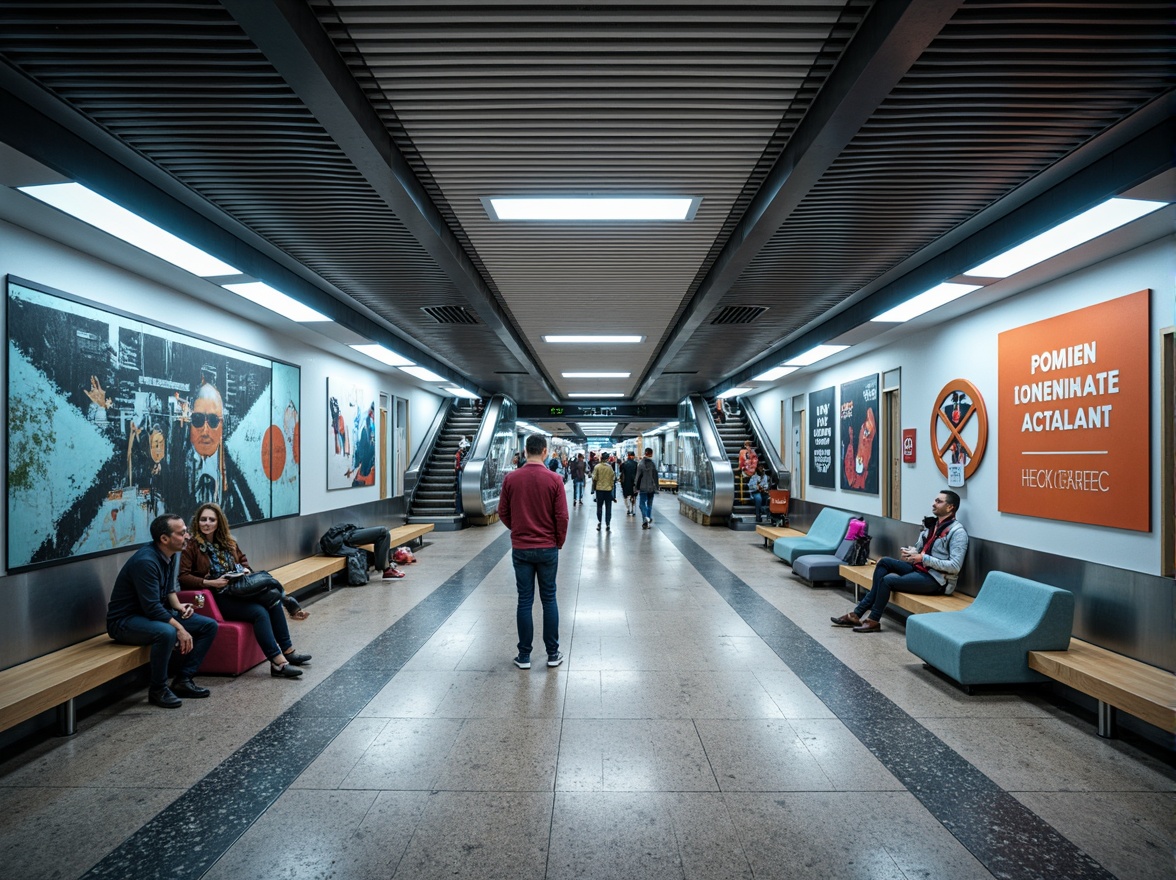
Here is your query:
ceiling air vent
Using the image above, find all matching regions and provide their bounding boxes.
[711,306,767,325]
[421,305,480,325]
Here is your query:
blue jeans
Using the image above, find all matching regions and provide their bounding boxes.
[513,547,559,657]
[348,526,390,570]
[109,611,218,689]
[638,491,655,521]
[854,557,940,621]
[572,479,585,503]
[216,591,293,661]
[751,491,768,521]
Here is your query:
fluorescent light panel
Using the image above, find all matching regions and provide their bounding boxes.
[568,392,625,398]
[562,371,631,378]
[486,196,699,221]
[717,387,750,399]
[349,343,414,366]
[968,197,1167,278]
[544,335,644,344]
[399,365,447,383]
[444,386,480,399]
[223,281,330,323]
[785,344,848,367]
[752,365,799,382]
[20,182,239,277]
[871,282,981,323]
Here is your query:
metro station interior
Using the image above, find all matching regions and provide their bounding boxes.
[0,3,1172,879]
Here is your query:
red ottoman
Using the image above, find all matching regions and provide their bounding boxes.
[177,589,267,675]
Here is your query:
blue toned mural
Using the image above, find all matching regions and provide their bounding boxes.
[6,277,300,571]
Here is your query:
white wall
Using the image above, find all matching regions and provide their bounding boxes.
[747,235,1175,575]
[0,218,447,563]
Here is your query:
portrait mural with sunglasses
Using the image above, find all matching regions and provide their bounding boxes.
[6,278,300,571]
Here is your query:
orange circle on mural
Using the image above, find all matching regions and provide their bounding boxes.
[262,424,287,481]
[292,422,300,465]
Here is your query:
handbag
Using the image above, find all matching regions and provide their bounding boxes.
[224,570,285,607]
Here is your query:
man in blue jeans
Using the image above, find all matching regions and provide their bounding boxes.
[107,513,218,707]
[499,433,569,669]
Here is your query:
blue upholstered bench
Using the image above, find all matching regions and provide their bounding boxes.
[906,571,1074,686]
[772,508,854,566]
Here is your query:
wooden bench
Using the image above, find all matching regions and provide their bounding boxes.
[840,563,1173,738]
[658,479,678,493]
[0,525,438,738]
[756,524,805,548]
[276,524,435,593]
[1029,640,1176,737]
[839,562,973,613]
[0,636,149,737]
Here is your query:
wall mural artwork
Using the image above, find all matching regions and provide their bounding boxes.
[808,386,836,489]
[839,373,879,494]
[5,277,300,572]
[326,377,377,490]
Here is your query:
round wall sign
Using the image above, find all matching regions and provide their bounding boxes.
[930,378,987,480]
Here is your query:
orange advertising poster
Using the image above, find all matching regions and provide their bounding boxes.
[998,289,1150,531]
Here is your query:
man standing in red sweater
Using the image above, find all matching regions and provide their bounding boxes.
[499,433,569,669]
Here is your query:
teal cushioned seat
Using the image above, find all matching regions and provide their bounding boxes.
[905,571,1074,686]
[772,508,854,566]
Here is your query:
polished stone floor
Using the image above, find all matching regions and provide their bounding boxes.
[0,497,1172,879]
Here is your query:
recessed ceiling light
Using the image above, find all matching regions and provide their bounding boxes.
[350,344,415,366]
[568,392,625,398]
[222,282,331,323]
[485,196,699,222]
[20,182,239,277]
[752,366,799,382]
[399,365,447,383]
[967,197,1168,278]
[544,335,644,344]
[444,386,480,399]
[784,345,848,367]
[871,282,981,323]
[717,387,750,399]
[562,372,631,378]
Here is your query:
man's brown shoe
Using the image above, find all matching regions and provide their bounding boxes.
[830,612,860,627]
[852,618,881,633]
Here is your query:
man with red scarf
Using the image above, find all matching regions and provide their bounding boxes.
[830,490,968,633]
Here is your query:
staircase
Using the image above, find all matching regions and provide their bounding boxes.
[713,401,760,528]
[407,405,483,529]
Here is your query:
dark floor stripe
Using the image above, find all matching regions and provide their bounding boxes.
[81,531,513,880]
[656,518,1115,880]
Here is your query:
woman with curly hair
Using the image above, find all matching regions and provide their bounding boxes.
[178,502,310,678]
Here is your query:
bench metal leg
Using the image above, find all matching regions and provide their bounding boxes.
[56,699,77,736]
[1097,701,1117,738]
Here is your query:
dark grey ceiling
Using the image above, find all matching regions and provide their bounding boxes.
[0,1,1172,416]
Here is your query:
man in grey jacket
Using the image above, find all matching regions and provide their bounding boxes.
[831,490,968,632]
[634,447,660,529]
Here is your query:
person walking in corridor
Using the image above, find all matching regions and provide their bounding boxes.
[634,447,659,529]
[591,452,617,532]
[499,433,569,669]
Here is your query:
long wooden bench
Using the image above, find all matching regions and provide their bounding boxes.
[0,523,437,739]
[756,524,805,548]
[1029,640,1176,737]
[839,562,973,614]
[0,636,149,737]
[273,523,435,593]
[839,562,1174,738]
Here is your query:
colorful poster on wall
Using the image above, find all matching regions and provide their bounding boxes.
[5,277,300,571]
[839,373,880,494]
[808,386,836,489]
[998,289,1150,531]
[326,377,377,490]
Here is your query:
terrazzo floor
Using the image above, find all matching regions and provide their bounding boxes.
[0,495,1171,879]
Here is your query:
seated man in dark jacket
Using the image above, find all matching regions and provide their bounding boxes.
[106,513,218,708]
